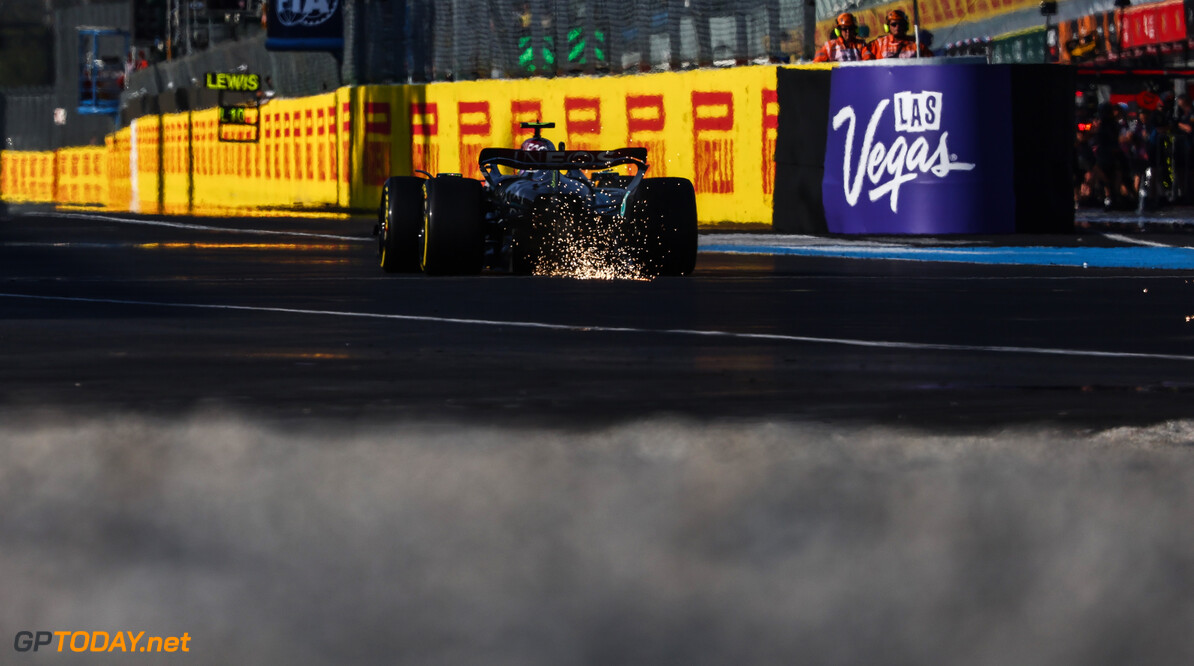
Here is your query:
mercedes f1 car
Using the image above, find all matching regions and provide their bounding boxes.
[375,122,697,278]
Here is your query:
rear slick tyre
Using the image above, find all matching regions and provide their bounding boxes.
[379,176,424,273]
[420,177,485,276]
[627,177,698,277]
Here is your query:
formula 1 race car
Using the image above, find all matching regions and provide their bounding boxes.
[375,122,697,278]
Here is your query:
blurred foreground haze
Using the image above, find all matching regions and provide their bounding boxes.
[3,410,1194,664]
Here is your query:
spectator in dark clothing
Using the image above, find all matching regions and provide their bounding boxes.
[1074,129,1096,208]
[1127,111,1153,210]
[1173,94,1194,202]
[1091,102,1124,210]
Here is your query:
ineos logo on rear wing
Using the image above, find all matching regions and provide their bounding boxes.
[478,147,648,171]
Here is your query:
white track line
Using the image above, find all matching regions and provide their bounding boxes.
[4,292,1194,363]
[24,211,369,243]
[1101,232,1174,248]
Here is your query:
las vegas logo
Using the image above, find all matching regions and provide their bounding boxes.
[832,91,975,213]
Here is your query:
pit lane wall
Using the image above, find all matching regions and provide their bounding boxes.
[0,67,780,225]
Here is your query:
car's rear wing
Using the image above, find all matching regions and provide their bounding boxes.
[478,147,648,171]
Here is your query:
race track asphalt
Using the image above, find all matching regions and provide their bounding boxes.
[3,207,1194,428]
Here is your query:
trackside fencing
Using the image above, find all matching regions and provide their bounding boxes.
[1,66,797,225]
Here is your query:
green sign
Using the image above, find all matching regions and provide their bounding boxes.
[218,105,254,125]
[205,72,260,92]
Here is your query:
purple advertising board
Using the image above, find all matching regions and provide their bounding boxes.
[822,62,1015,235]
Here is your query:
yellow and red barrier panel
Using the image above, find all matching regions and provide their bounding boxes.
[55,147,108,206]
[162,112,191,213]
[392,67,777,224]
[131,115,162,214]
[184,92,341,212]
[107,129,133,210]
[348,85,423,210]
[1,150,56,203]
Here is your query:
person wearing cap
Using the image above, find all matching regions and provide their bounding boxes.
[814,13,871,62]
[867,9,933,59]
